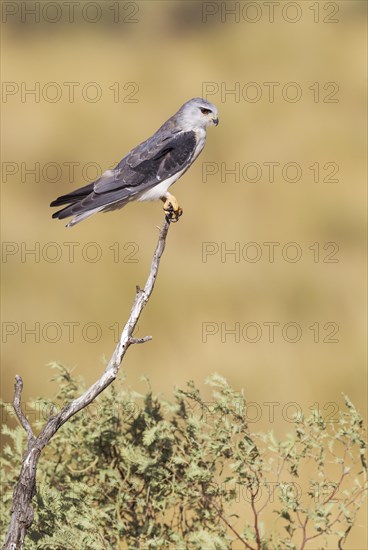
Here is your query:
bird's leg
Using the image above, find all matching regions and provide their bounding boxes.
[161,193,183,223]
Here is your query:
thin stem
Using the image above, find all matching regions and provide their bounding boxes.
[250,488,261,550]
[211,498,256,550]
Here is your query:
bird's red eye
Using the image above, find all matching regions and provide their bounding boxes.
[200,107,211,115]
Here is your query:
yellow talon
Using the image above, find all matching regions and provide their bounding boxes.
[161,193,183,223]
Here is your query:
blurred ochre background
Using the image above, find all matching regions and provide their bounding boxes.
[1,1,367,547]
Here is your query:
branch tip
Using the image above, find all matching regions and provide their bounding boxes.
[128,336,152,345]
[13,374,34,442]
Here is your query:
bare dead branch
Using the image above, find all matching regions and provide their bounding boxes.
[2,219,171,550]
[13,376,35,446]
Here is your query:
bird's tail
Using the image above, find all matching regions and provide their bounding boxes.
[65,207,105,227]
[50,181,131,226]
[50,182,98,226]
[50,182,94,208]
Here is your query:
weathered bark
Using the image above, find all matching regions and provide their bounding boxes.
[2,219,171,550]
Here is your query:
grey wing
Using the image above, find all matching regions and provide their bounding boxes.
[94,130,197,195]
[51,130,197,220]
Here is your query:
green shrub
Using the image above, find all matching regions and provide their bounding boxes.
[1,366,366,549]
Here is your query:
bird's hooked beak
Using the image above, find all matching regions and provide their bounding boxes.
[212,116,219,126]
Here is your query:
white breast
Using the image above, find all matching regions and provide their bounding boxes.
[137,169,186,202]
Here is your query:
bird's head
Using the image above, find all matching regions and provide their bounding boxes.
[177,97,219,131]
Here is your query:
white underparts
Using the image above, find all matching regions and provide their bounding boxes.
[137,169,186,201]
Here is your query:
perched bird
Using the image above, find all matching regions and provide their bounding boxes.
[50,97,219,226]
